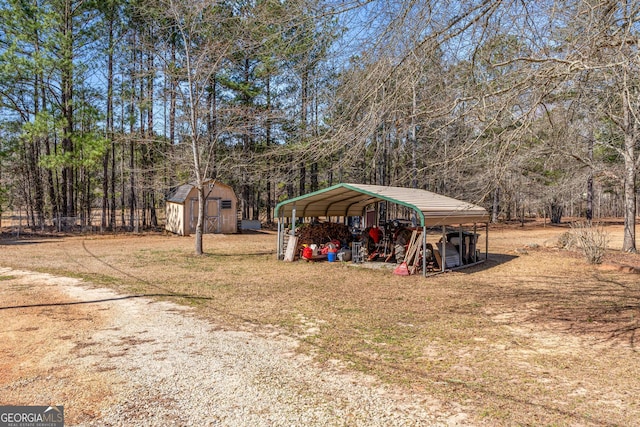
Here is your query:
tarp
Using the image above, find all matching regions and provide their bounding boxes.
[275,183,489,227]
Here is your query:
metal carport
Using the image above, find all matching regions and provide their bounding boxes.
[275,183,490,276]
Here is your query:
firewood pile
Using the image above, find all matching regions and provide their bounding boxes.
[296,222,352,245]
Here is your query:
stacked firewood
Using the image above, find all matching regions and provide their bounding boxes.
[296,222,352,245]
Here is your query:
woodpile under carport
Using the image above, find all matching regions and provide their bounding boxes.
[295,222,352,246]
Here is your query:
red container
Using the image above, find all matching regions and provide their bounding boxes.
[302,247,313,260]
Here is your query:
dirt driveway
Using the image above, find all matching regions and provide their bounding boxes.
[0,267,455,426]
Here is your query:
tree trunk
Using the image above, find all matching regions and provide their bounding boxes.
[207,77,217,178]
[411,85,418,189]
[253,189,260,221]
[146,38,155,228]
[310,163,318,192]
[84,168,91,228]
[586,136,594,222]
[548,200,563,224]
[61,0,75,218]
[102,51,112,229]
[491,186,500,223]
[300,67,308,196]
[129,139,136,230]
[195,184,204,255]
[621,74,637,253]
[622,135,637,252]
[128,30,137,231]
[110,135,116,230]
[150,193,157,227]
[266,180,272,224]
[170,40,176,145]
[265,77,272,224]
[44,135,58,221]
[31,58,44,229]
[622,170,636,252]
[102,145,110,230]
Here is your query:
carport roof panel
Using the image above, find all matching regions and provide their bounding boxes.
[275,183,489,226]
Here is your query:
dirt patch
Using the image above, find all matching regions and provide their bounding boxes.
[0,270,121,424]
[598,262,640,274]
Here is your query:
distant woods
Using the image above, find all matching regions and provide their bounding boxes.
[0,0,638,250]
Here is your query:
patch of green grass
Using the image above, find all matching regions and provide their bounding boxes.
[74,272,124,287]
[480,405,512,421]
[0,275,16,281]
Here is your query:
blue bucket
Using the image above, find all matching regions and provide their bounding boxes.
[327,252,336,262]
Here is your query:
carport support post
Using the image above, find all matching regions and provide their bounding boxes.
[422,226,427,277]
[485,222,489,261]
[292,205,297,236]
[473,223,477,263]
[277,211,287,260]
[277,218,282,259]
[459,225,463,266]
[441,225,446,272]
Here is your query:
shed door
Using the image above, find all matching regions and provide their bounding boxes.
[205,198,221,233]
[190,198,221,233]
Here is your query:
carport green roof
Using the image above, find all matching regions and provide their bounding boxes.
[275,183,489,227]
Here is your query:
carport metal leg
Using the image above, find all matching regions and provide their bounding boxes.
[277,217,283,259]
[441,225,446,272]
[485,222,489,261]
[422,226,427,277]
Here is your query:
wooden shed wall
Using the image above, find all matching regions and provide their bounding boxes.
[165,202,185,235]
[166,182,238,235]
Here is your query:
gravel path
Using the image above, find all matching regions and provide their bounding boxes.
[1,268,463,426]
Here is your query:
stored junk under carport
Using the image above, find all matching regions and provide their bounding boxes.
[275,183,490,277]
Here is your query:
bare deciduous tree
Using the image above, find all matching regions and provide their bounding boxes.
[148,0,235,254]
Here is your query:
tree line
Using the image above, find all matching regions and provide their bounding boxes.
[0,0,638,252]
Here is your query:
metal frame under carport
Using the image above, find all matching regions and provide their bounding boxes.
[275,183,490,277]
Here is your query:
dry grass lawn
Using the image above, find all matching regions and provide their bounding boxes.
[1,220,639,426]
